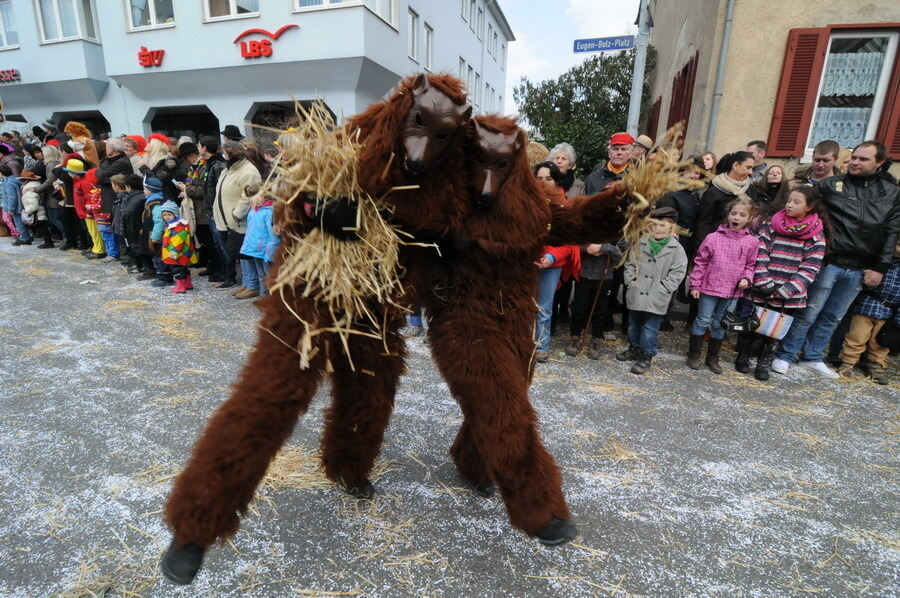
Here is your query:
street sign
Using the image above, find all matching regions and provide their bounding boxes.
[573,36,635,53]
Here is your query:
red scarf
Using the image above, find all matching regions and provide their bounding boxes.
[770,209,822,240]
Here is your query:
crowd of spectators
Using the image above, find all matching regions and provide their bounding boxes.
[3,121,898,385]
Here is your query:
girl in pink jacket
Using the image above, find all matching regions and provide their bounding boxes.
[686,197,760,373]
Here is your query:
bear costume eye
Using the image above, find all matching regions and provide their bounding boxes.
[435,131,449,141]
[497,159,509,169]
[414,112,424,127]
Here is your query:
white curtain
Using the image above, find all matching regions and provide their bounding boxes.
[810,107,871,148]
[821,52,885,97]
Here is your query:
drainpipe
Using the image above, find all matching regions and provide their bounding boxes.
[705,0,736,151]
[626,0,651,136]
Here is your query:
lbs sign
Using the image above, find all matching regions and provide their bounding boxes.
[233,25,299,59]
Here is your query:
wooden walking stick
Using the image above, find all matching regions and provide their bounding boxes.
[577,253,611,352]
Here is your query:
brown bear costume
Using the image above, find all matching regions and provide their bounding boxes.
[161,73,628,585]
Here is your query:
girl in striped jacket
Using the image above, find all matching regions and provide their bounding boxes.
[740,186,827,380]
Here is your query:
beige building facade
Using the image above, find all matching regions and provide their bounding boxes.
[645,0,900,169]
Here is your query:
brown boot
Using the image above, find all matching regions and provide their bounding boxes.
[235,288,260,299]
[705,337,724,374]
[686,334,704,370]
[564,336,580,357]
[587,337,602,360]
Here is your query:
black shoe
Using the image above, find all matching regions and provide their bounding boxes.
[138,271,158,280]
[342,479,375,500]
[37,242,55,249]
[631,350,652,374]
[616,345,638,361]
[564,336,580,357]
[208,273,226,283]
[473,481,495,497]
[659,318,674,332]
[160,540,205,585]
[59,243,72,251]
[535,517,577,546]
[215,279,238,289]
[12,239,24,246]
[198,269,212,276]
[86,252,106,260]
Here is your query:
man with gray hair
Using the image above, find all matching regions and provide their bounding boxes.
[547,142,585,199]
[96,136,136,260]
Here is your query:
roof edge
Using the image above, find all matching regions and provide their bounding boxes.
[485,0,515,42]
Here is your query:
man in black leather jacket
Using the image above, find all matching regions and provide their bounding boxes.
[196,136,228,282]
[773,140,900,378]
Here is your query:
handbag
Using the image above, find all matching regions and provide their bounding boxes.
[755,306,794,340]
[720,297,760,332]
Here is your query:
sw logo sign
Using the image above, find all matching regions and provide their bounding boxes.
[233,25,299,59]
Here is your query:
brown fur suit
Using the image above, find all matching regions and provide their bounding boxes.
[162,74,628,583]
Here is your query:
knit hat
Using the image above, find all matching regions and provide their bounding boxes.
[64,159,86,175]
[149,133,172,146]
[609,132,635,146]
[634,135,654,150]
[160,200,180,218]
[46,139,60,147]
[126,134,147,153]
[650,206,679,222]
[144,177,163,191]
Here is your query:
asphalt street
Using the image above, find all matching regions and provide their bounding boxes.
[0,241,897,597]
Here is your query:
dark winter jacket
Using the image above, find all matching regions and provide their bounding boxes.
[657,188,700,257]
[584,165,627,195]
[140,157,190,203]
[122,189,146,250]
[50,166,75,208]
[816,173,900,273]
[201,154,227,215]
[96,153,134,214]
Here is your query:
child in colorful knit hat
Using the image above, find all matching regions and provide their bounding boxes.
[159,200,198,294]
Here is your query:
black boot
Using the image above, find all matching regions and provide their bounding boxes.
[341,478,375,500]
[616,344,639,361]
[734,333,753,374]
[535,517,578,546]
[631,349,652,374]
[564,336,580,357]
[755,342,776,381]
[705,338,724,374]
[686,334,704,370]
[160,540,205,585]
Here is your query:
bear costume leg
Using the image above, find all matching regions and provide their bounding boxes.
[320,314,406,498]
[427,311,575,544]
[162,295,327,583]
[450,421,493,496]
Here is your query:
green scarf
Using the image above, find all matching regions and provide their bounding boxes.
[647,236,669,256]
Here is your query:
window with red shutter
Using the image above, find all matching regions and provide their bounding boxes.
[666,52,699,131]
[767,28,829,158]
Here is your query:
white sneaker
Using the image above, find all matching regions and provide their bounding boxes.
[798,361,839,379]
[771,359,790,374]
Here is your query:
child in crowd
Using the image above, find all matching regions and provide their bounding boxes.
[18,171,45,241]
[743,186,827,380]
[160,200,198,294]
[237,191,279,299]
[143,177,172,287]
[687,197,759,373]
[110,174,130,266]
[837,243,900,385]
[70,161,105,258]
[96,177,121,263]
[121,174,150,274]
[0,164,24,243]
[619,207,687,374]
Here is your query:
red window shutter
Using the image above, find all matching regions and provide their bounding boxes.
[666,52,699,132]
[876,48,900,160]
[767,28,829,157]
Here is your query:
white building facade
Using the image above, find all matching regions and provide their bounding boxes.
[0,0,513,139]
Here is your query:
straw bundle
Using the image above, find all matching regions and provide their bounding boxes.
[618,123,707,251]
[263,101,408,370]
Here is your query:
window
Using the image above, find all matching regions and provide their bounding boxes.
[807,33,898,155]
[500,43,506,69]
[467,65,474,100]
[768,27,900,159]
[364,0,394,26]
[487,24,494,55]
[476,7,483,40]
[474,72,481,106]
[0,1,19,48]
[484,82,490,110]
[36,0,98,42]
[407,9,418,61]
[492,31,498,58]
[295,0,395,27]
[126,0,174,30]
[459,56,466,80]
[205,0,258,20]
[460,0,467,22]
[424,23,433,70]
[469,0,475,31]
[498,94,503,112]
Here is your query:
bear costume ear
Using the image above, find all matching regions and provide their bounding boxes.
[412,73,430,96]
[460,104,473,122]
[472,119,484,137]
[514,129,526,152]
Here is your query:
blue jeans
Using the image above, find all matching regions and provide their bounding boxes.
[535,267,562,352]
[11,212,31,242]
[776,264,863,363]
[242,258,269,293]
[691,294,736,340]
[628,310,662,356]
[98,224,119,258]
